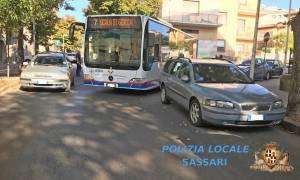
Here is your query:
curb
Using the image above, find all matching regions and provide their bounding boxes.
[280,117,300,136]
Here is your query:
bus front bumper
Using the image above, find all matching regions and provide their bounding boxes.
[83,79,160,90]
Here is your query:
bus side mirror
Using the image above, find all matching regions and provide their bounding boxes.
[69,24,75,40]
[69,22,85,41]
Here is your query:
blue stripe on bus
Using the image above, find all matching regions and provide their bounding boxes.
[82,80,158,89]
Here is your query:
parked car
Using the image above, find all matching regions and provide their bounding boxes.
[266,59,284,76]
[20,52,76,92]
[238,58,272,80]
[160,58,285,127]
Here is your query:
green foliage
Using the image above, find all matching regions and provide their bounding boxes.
[84,0,162,16]
[52,16,83,52]
[271,32,294,51]
[0,0,65,31]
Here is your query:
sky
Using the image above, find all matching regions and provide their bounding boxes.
[58,0,300,22]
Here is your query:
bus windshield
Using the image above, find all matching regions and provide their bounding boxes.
[85,17,142,70]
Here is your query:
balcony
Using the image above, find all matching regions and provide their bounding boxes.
[162,13,222,28]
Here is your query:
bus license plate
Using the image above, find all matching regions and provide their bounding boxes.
[248,114,264,121]
[106,83,115,88]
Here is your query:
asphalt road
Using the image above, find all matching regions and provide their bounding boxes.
[0,81,299,180]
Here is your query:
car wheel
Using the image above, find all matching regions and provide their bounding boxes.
[189,99,205,127]
[161,85,170,104]
[265,72,271,80]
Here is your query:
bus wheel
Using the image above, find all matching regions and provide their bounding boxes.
[161,85,170,104]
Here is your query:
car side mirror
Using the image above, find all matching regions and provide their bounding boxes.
[181,75,190,83]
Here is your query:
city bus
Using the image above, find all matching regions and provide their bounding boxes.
[69,15,197,90]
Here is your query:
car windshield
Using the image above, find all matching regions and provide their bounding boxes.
[193,64,253,83]
[34,56,66,66]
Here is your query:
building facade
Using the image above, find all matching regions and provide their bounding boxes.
[258,8,298,62]
[159,0,258,61]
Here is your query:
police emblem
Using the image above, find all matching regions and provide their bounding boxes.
[250,142,294,172]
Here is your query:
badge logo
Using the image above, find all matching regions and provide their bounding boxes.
[250,142,294,172]
[108,67,114,75]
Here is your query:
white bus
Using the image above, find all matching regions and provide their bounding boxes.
[69,15,197,90]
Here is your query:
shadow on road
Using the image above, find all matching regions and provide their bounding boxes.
[0,87,201,180]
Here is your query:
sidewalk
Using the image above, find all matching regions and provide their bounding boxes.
[258,78,300,135]
[0,77,20,96]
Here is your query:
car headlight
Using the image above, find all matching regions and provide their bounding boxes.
[20,73,32,79]
[204,99,234,109]
[273,101,283,109]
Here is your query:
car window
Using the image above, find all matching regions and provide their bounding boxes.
[163,60,174,73]
[34,56,67,66]
[170,62,184,75]
[193,64,252,83]
[267,60,274,66]
[256,59,263,65]
[176,63,190,80]
[274,61,279,66]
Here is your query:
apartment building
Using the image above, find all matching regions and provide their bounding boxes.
[258,8,298,61]
[159,0,258,61]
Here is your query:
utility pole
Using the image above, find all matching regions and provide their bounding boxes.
[250,0,261,80]
[284,0,292,66]
[32,20,37,55]
[62,36,65,53]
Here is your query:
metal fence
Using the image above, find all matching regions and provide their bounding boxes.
[0,63,21,77]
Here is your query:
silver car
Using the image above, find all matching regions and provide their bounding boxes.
[160,58,286,127]
[20,52,75,92]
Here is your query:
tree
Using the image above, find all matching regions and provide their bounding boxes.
[0,0,32,63]
[287,11,300,118]
[83,0,162,16]
[271,32,294,60]
[52,16,83,52]
[0,0,65,64]
[29,0,67,53]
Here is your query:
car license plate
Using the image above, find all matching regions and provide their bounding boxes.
[35,79,48,84]
[248,114,264,121]
[106,83,115,88]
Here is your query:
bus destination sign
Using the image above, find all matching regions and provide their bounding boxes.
[87,17,141,29]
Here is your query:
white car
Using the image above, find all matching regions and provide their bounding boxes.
[20,52,76,92]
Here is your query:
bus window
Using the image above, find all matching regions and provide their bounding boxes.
[85,16,142,70]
